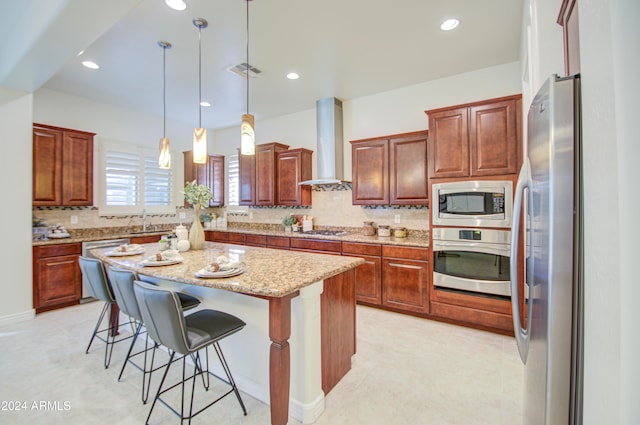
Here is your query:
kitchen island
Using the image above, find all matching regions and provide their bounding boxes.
[92,241,364,425]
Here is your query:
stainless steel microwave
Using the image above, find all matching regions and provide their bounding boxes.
[432,180,513,228]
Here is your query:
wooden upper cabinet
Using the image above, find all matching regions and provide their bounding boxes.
[238,150,256,205]
[558,0,580,76]
[427,107,469,178]
[255,142,289,206]
[389,132,429,204]
[351,139,389,205]
[351,130,428,205]
[426,95,521,179]
[183,151,225,207]
[469,99,518,176]
[33,124,94,206]
[276,148,313,206]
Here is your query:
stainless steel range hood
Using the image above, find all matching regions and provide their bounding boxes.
[299,97,350,185]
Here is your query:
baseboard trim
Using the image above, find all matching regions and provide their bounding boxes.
[0,309,36,328]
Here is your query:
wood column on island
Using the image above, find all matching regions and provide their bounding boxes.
[269,292,297,425]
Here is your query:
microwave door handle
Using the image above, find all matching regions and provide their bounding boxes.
[511,159,533,364]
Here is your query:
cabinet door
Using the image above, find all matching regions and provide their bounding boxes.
[428,107,469,178]
[382,258,429,313]
[255,143,289,206]
[277,149,312,206]
[351,140,389,205]
[353,256,382,305]
[469,99,519,176]
[238,152,256,205]
[62,131,94,205]
[389,133,428,205]
[207,155,225,207]
[183,151,208,206]
[36,255,81,311]
[33,127,63,205]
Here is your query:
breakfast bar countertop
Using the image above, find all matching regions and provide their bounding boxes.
[91,241,365,298]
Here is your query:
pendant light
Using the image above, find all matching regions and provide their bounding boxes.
[158,41,172,169]
[240,0,255,155]
[192,18,208,164]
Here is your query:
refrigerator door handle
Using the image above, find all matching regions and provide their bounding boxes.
[511,158,534,363]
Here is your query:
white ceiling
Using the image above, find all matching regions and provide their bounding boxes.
[1,0,523,131]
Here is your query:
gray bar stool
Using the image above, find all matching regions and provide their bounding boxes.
[108,268,201,404]
[78,256,134,368]
[133,280,247,424]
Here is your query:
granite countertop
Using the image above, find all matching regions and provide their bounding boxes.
[91,242,365,298]
[33,225,429,248]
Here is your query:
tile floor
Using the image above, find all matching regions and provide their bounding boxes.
[0,301,523,424]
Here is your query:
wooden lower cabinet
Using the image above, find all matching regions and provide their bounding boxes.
[382,258,429,314]
[129,235,161,244]
[342,242,382,304]
[33,243,82,313]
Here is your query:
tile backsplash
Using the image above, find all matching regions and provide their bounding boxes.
[32,190,430,233]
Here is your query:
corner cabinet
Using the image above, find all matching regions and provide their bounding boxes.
[276,148,313,206]
[33,124,95,206]
[255,142,289,206]
[351,131,428,206]
[183,151,225,207]
[33,243,82,313]
[426,95,521,179]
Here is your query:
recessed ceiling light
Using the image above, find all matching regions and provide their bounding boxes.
[82,60,99,70]
[286,72,300,80]
[440,18,459,31]
[165,0,186,11]
[200,101,210,107]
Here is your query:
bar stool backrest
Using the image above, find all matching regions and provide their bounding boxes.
[108,268,143,323]
[78,256,115,303]
[133,280,190,355]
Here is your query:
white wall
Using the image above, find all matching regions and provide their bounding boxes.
[0,89,35,325]
[522,0,640,423]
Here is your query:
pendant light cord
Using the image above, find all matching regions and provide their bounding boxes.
[162,45,167,137]
[198,25,202,128]
[246,0,250,115]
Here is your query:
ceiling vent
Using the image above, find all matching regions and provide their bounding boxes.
[227,62,262,78]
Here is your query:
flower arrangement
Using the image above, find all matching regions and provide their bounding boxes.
[200,212,217,223]
[282,215,297,227]
[183,180,212,207]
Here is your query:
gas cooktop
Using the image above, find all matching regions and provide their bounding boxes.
[302,230,347,236]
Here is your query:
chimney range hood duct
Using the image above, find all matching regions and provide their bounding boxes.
[299,97,350,185]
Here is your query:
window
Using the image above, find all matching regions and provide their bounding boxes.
[99,140,175,215]
[228,154,239,206]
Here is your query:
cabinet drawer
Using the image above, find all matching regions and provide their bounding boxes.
[228,232,245,244]
[130,235,161,244]
[37,243,82,258]
[290,238,341,254]
[210,231,229,242]
[245,234,267,246]
[267,236,290,249]
[382,245,428,261]
[342,242,381,257]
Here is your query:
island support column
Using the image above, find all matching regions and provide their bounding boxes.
[269,292,297,425]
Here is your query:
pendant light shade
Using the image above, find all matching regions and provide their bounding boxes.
[158,41,172,169]
[193,18,208,164]
[241,113,255,154]
[240,0,255,155]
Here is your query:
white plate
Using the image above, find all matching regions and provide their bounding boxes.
[195,267,245,278]
[141,258,183,267]
[105,248,145,257]
[47,233,71,239]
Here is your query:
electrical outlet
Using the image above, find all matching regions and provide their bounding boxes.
[179,212,186,219]
[394,214,401,224]
[70,215,78,224]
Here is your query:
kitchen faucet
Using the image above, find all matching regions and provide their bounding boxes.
[142,209,148,232]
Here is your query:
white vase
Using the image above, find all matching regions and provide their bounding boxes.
[189,205,205,250]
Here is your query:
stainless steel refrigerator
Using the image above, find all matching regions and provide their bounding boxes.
[510,74,583,425]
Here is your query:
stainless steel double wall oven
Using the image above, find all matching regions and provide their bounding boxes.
[431,180,513,298]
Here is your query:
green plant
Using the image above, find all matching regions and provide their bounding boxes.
[183,180,212,207]
[200,212,213,223]
[282,215,297,226]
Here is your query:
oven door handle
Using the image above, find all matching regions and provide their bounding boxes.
[432,240,510,257]
[510,158,534,364]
